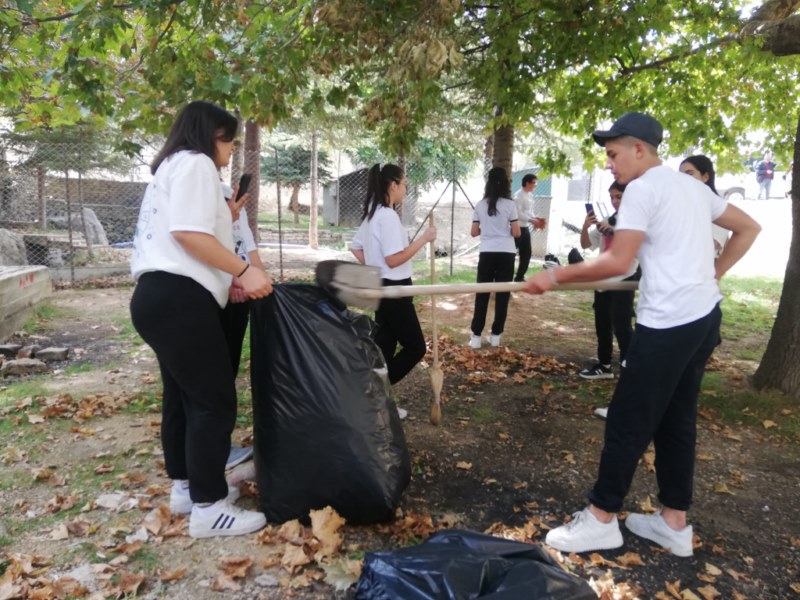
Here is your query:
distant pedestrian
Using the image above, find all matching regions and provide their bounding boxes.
[524,112,761,557]
[756,152,776,200]
[512,173,547,282]
[469,167,520,349]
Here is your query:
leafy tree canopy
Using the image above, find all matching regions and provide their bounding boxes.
[260,145,333,186]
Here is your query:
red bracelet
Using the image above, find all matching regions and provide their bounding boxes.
[237,264,250,278]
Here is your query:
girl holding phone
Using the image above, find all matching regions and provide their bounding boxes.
[130,101,272,538]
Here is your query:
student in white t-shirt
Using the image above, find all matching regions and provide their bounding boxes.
[679,155,729,257]
[524,112,761,557]
[130,101,272,539]
[468,167,521,349]
[220,182,266,377]
[350,163,436,391]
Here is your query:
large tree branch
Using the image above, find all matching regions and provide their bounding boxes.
[618,35,738,76]
[751,12,800,55]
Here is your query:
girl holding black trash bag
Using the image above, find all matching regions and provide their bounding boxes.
[130,100,272,538]
[350,164,437,396]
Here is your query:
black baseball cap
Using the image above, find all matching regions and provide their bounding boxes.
[592,112,663,148]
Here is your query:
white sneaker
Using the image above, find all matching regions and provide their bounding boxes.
[594,407,609,419]
[625,511,693,557]
[488,333,501,347]
[170,482,241,515]
[469,334,482,349]
[545,507,623,553]
[189,500,267,538]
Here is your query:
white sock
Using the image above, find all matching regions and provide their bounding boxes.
[193,499,225,516]
[172,480,190,496]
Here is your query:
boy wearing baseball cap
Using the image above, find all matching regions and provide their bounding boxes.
[525,112,761,556]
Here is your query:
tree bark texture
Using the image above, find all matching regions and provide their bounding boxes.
[492,124,514,181]
[753,112,800,398]
[243,120,260,242]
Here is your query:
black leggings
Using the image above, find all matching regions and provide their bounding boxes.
[375,278,426,385]
[130,271,236,503]
[471,252,515,336]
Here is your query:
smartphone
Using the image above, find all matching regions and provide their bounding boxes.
[233,174,252,202]
[584,203,594,214]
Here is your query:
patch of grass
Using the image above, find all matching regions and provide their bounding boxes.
[467,404,497,425]
[0,377,51,409]
[719,276,781,343]
[699,371,798,437]
[0,535,11,548]
[121,391,161,415]
[21,302,66,334]
[111,315,142,343]
[413,267,476,286]
[130,548,161,572]
[61,362,96,375]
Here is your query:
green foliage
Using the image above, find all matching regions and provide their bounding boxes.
[350,137,475,191]
[260,145,333,185]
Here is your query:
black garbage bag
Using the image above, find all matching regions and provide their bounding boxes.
[249,283,410,525]
[355,529,597,600]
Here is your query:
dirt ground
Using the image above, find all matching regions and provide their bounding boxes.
[1,284,799,599]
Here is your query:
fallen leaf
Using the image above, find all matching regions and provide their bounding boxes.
[50,524,69,540]
[282,543,312,574]
[638,495,658,513]
[680,590,702,600]
[562,453,576,464]
[218,556,252,579]
[697,584,721,599]
[310,506,345,559]
[712,482,735,495]
[116,572,145,595]
[665,579,682,599]
[789,583,800,593]
[705,563,722,576]
[455,461,472,470]
[31,467,52,481]
[617,552,645,567]
[761,420,777,429]
[211,574,241,592]
[160,567,186,582]
[27,413,46,424]
[696,453,715,462]
[321,557,362,592]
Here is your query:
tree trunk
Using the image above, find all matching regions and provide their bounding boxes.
[753,112,800,398]
[308,132,319,249]
[243,120,260,242]
[483,134,494,177]
[231,116,244,188]
[289,184,300,224]
[492,124,514,180]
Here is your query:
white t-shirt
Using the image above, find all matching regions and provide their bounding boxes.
[472,197,518,253]
[513,188,533,224]
[350,205,412,280]
[131,151,234,307]
[615,165,726,329]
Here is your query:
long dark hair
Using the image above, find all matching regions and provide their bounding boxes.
[484,167,511,216]
[151,101,239,175]
[681,154,718,195]
[362,163,404,221]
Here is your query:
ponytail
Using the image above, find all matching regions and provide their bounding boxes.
[361,163,405,221]
[484,167,511,216]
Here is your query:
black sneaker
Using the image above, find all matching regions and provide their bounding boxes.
[579,363,614,380]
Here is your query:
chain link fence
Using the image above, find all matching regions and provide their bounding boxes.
[1,135,582,287]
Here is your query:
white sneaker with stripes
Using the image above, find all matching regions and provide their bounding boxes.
[188,500,266,538]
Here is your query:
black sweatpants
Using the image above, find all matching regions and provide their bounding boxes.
[514,227,532,282]
[130,271,236,503]
[471,252,515,337]
[593,289,635,365]
[375,278,426,385]
[588,303,722,513]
